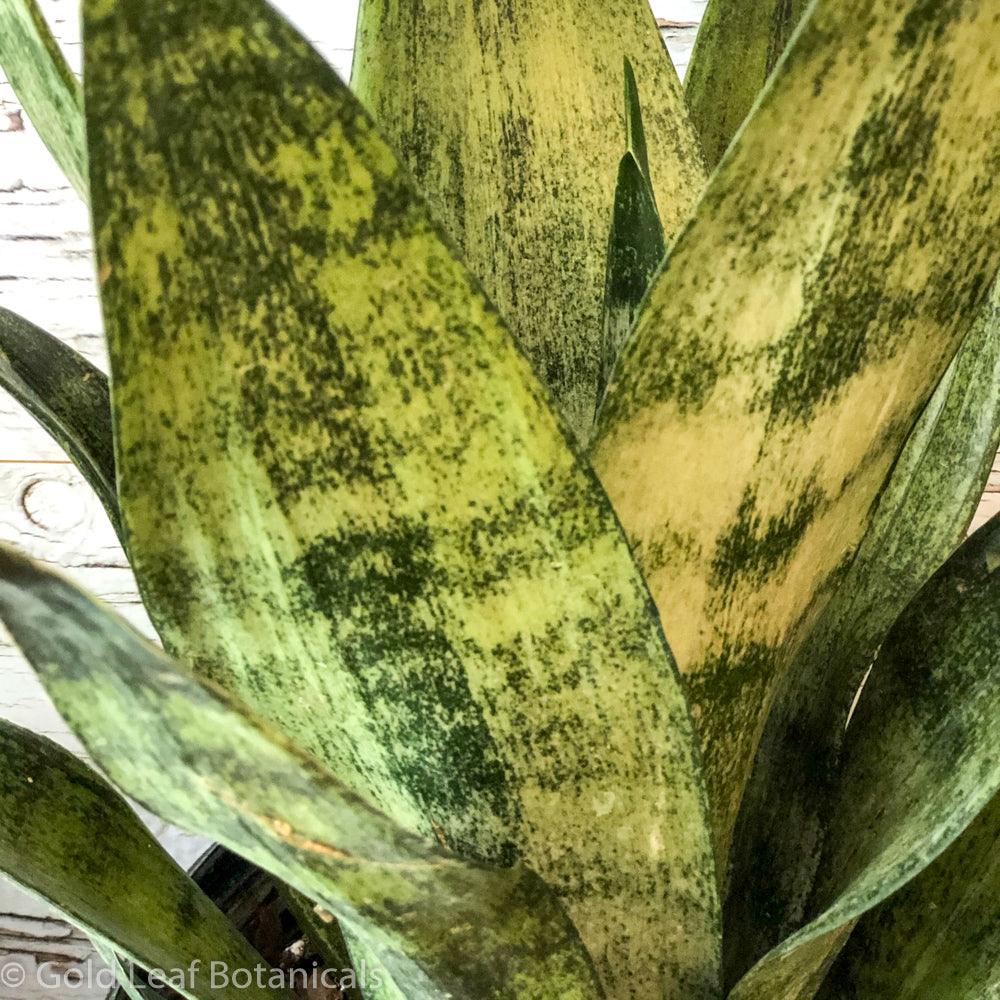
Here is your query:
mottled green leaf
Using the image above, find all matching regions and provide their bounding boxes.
[352,0,705,441]
[0,716,289,1000]
[0,0,86,198]
[816,786,1000,1000]
[729,514,1000,999]
[623,56,654,190]
[684,0,811,168]
[725,284,1000,985]
[0,543,602,1000]
[591,0,1000,864]
[85,1,720,996]
[0,306,119,535]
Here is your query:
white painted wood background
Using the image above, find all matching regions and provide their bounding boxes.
[0,1,997,996]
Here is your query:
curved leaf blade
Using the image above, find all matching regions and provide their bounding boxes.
[725,285,1000,984]
[0,0,86,198]
[730,514,1000,999]
[591,0,1000,864]
[352,0,706,441]
[816,787,1000,1000]
[0,717,290,1000]
[0,306,119,535]
[85,0,721,995]
[684,0,811,167]
[0,543,602,1000]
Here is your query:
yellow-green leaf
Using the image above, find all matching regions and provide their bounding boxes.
[684,0,811,167]
[0,306,119,535]
[591,0,1000,864]
[729,514,1000,999]
[0,0,86,198]
[0,543,601,1000]
[0,717,290,1000]
[725,283,1000,985]
[84,1,720,996]
[352,0,706,441]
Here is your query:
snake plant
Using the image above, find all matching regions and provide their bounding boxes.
[0,0,998,997]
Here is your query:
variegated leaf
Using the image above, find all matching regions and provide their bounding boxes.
[724,283,1000,984]
[591,0,1000,865]
[0,0,86,198]
[0,543,601,1000]
[684,0,810,167]
[730,514,1000,999]
[0,716,290,1000]
[352,0,706,440]
[84,1,720,996]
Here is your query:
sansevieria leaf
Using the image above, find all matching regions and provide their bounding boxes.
[591,0,1000,863]
[725,284,1000,984]
[352,0,706,441]
[0,306,119,535]
[0,544,602,1000]
[816,786,1000,1000]
[729,514,1000,999]
[600,60,666,402]
[684,0,810,167]
[282,888,365,1000]
[0,716,291,1000]
[0,0,87,198]
[84,1,720,997]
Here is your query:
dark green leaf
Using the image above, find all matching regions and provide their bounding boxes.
[599,152,665,402]
[725,286,1000,985]
[730,515,1000,998]
[623,57,654,189]
[84,0,721,995]
[0,306,119,536]
[0,542,604,1000]
[0,0,86,198]
[0,716,291,1000]
[598,60,666,403]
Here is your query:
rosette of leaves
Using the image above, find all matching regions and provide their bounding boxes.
[0,0,999,997]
